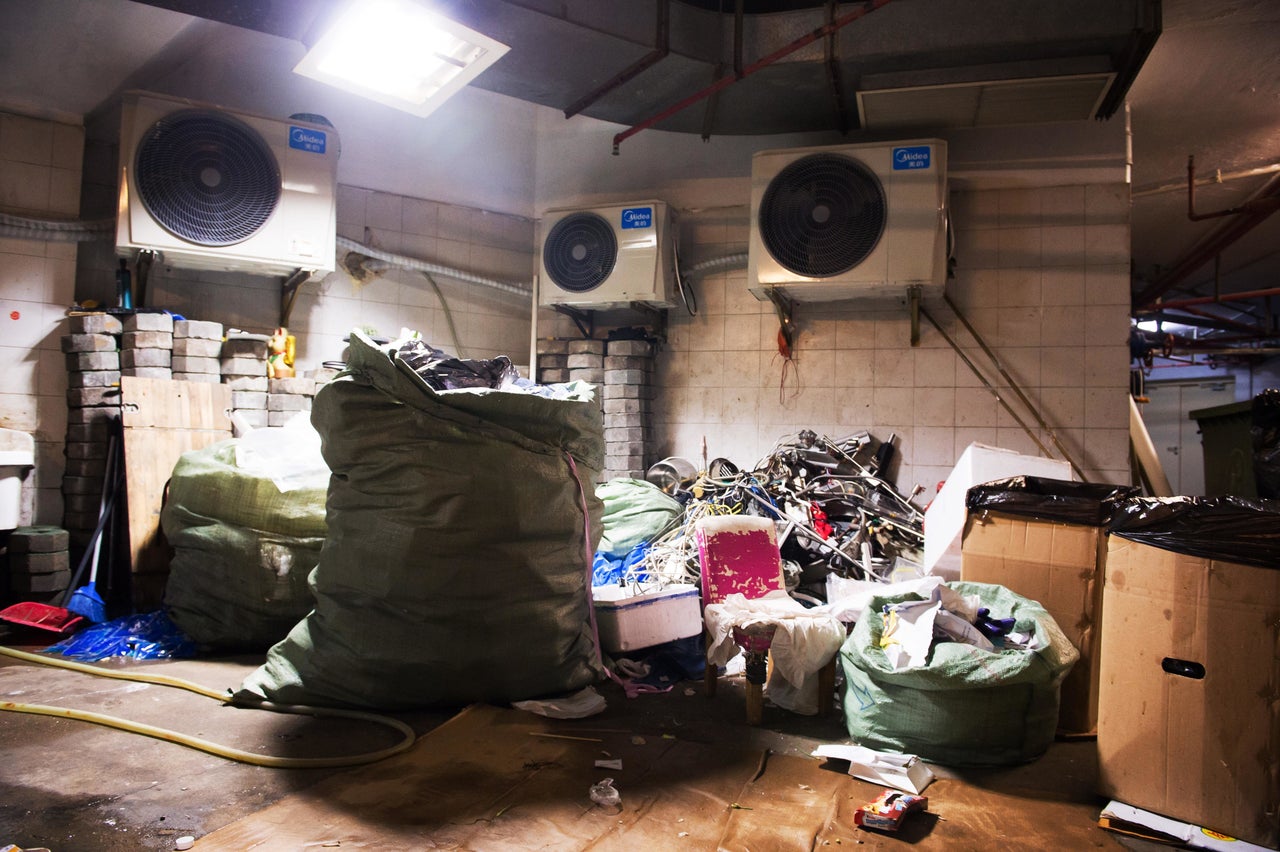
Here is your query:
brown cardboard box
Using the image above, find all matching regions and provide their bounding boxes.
[961,510,1104,734]
[1097,536,1280,848]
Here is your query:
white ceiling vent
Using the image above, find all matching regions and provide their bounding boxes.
[857,73,1116,130]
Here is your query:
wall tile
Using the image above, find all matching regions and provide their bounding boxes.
[1,114,54,166]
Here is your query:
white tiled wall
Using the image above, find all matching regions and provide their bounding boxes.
[0,112,84,526]
[541,181,1132,495]
[76,186,536,372]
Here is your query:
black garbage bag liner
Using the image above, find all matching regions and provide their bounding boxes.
[1107,495,1280,571]
[965,476,1140,527]
[1253,388,1280,499]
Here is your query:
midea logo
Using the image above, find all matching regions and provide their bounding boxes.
[895,148,928,164]
[622,209,651,224]
[291,128,325,147]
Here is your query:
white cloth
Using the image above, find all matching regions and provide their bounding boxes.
[704,590,846,715]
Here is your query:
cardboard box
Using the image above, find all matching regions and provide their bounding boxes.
[592,583,702,653]
[961,510,1104,734]
[923,443,1072,579]
[1097,537,1280,848]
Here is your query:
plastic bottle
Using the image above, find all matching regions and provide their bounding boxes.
[116,259,133,310]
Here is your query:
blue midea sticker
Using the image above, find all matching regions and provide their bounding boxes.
[620,206,653,229]
[289,126,327,154]
[892,145,931,170]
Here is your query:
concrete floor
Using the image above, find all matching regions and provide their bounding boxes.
[0,623,1160,851]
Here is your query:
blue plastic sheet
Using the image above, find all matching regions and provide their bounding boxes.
[592,541,651,586]
[45,611,198,662]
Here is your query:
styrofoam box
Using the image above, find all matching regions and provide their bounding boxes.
[592,583,703,653]
[923,442,1072,580]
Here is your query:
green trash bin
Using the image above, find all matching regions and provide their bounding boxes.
[1189,400,1256,498]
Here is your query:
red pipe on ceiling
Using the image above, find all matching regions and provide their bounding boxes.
[1150,285,1280,312]
[611,0,895,153]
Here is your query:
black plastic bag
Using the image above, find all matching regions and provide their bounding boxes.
[965,476,1140,527]
[1107,495,1280,571]
[1253,389,1280,499]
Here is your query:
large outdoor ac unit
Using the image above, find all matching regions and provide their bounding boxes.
[538,200,676,309]
[116,91,339,276]
[748,139,947,301]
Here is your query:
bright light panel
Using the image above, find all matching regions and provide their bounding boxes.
[294,0,509,118]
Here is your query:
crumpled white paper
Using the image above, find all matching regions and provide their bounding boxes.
[511,685,607,719]
[704,589,845,715]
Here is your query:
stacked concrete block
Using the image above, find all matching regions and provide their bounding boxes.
[6,525,71,601]
[601,338,655,482]
[536,338,571,384]
[268,376,316,427]
[61,314,122,548]
[120,312,173,380]
[172,319,224,383]
[566,339,606,387]
[221,334,270,429]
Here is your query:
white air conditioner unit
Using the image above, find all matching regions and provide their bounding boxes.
[116,91,339,276]
[748,139,947,302]
[538,200,676,309]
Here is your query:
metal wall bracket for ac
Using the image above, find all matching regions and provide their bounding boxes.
[551,304,595,339]
[550,303,669,343]
[280,268,313,328]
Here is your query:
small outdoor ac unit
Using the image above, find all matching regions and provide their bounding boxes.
[748,139,947,302]
[116,91,339,276]
[538,200,676,309]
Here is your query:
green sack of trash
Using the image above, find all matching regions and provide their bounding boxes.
[236,332,605,710]
[162,438,328,650]
[840,581,1078,767]
[596,477,682,557]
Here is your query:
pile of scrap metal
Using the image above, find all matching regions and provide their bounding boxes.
[637,430,925,598]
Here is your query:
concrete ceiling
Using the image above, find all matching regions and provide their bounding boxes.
[1,0,1279,354]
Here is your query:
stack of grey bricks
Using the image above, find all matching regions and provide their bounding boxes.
[61,313,122,549]
[221,334,270,429]
[601,339,654,482]
[6,525,71,603]
[121,312,173,380]
[534,337,655,482]
[172,320,223,383]
[535,339,570,384]
[268,377,316,426]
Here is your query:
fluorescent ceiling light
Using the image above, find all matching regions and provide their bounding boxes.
[294,0,509,118]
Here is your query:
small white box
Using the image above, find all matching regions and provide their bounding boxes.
[591,583,703,653]
[923,442,1072,579]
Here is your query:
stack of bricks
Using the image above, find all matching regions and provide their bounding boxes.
[601,338,654,482]
[268,377,316,427]
[121,312,173,380]
[171,320,223,383]
[535,337,655,482]
[6,525,70,603]
[61,313,122,549]
[221,334,270,429]
[535,339,570,384]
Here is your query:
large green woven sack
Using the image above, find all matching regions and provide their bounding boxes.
[841,581,1078,767]
[236,333,606,710]
[162,439,327,650]
[596,477,682,556]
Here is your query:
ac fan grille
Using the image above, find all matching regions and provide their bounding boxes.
[134,109,282,247]
[758,153,887,278]
[543,212,617,293]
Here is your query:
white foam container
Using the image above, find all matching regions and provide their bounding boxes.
[0,428,35,531]
[592,582,703,653]
[923,442,1073,580]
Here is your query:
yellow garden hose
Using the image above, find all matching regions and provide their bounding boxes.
[0,645,417,769]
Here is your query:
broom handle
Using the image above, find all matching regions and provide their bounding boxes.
[86,432,118,585]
